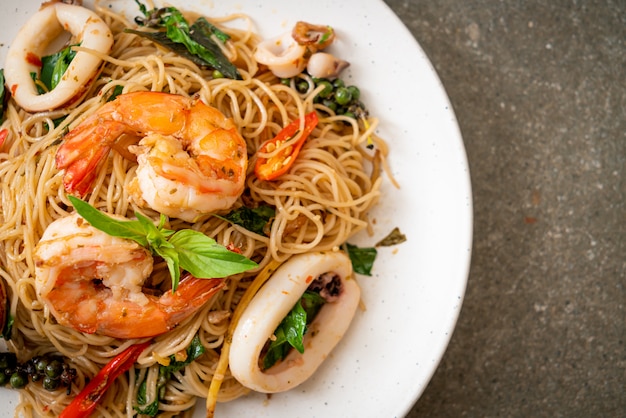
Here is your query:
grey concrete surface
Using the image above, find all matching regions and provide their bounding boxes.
[381,0,625,416]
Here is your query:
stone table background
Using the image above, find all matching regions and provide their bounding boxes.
[381,0,625,416]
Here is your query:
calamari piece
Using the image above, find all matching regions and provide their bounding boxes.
[229,251,361,393]
[4,3,113,112]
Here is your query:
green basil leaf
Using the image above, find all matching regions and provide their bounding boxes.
[107,85,124,102]
[186,334,206,361]
[344,242,377,276]
[30,72,46,95]
[161,334,205,375]
[262,327,289,370]
[134,334,205,416]
[283,301,307,354]
[133,378,159,416]
[221,205,275,236]
[317,26,334,45]
[262,291,326,370]
[40,44,78,91]
[68,196,150,247]
[135,211,172,249]
[153,244,181,291]
[168,229,257,278]
[69,197,257,292]
[134,0,149,19]
[50,115,68,129]
[1,314,13,340]
[135,400,159,417]
[300,290,326,319]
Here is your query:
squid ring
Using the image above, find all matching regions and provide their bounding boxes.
[4,3,113,112]
[253,31,307,78]
[229,251,361,393]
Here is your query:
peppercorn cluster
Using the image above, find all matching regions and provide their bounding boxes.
[0,352,76,392]
[283,77,368,120]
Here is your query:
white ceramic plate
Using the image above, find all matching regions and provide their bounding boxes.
[0,0,472,417]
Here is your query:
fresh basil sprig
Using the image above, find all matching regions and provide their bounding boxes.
[68,196,257,291]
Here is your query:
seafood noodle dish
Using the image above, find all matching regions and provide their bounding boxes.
[0,0,394,416]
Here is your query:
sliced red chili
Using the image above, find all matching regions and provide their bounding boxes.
[254,111,319,181]
[59,341,151,418]
[0,129,8,148]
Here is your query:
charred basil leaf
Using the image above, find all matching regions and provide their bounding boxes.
[375,227,407,247]
[129,1,241,80]
[220,205,275,236]
[192,17,230,44]
[188,17,238,77]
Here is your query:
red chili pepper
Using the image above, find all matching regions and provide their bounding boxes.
[254,111,319,181]
[59,341,151,418]
[0,129,8,148]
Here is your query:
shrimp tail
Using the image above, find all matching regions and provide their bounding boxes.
[160,275,226,325]
[56,120,126,196]
[97,274,226,339]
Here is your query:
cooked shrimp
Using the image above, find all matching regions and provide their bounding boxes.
[34,213,225,339]
[4,2,113,112]
[229,251,361,393]
[55,91,247,222]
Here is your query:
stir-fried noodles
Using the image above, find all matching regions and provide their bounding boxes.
[0,1,389,416]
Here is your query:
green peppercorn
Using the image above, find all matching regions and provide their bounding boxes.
[0,353,16,369]
[280,78,291,86]
[42,376,60,391]
[335,87,352,106]
[35,357,48,374]
[346,85,361,102]
[296,80,309,93]
[211,69,224,79]
[45,359,63,379]
[316,80,333,99]
[10,371,27,389]
[322,99,337,112]
[333,78,345,89]
[0,371,7,386]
